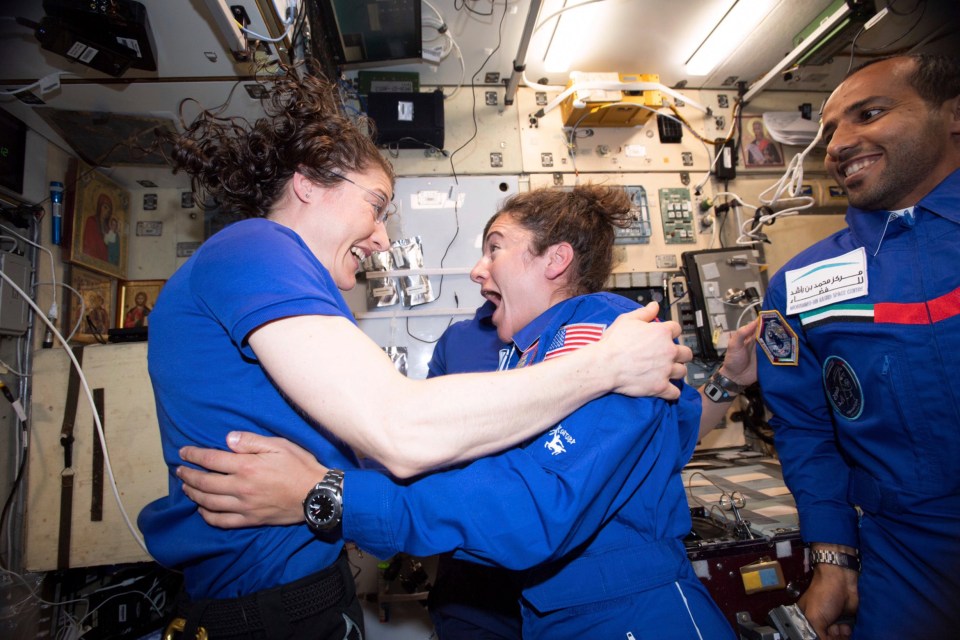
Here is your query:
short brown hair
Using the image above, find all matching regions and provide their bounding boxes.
[486,184,632,296]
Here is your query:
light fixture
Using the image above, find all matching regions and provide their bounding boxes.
[685,0,779,77]
[742,0,877,102]
[543,10,586,73]
[542,1,604,73]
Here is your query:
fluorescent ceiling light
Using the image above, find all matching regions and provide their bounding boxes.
[542,1,603,73]
[685,0,779,77]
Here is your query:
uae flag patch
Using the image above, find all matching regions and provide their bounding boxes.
[544,323,605,360]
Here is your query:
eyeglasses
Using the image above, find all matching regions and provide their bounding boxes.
[329,172,397,224]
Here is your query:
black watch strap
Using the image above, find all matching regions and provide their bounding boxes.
[810,549,860,573]
[704,371,745,403]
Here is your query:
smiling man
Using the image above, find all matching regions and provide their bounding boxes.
[756,54,960,639]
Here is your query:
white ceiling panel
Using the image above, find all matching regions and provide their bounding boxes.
[1,0,956,189]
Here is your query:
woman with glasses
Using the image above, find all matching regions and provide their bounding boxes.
[139,69,693,640]
[177,185,752,639]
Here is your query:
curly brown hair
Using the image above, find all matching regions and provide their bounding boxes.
[161,67,394,218]
[485,184,632,297]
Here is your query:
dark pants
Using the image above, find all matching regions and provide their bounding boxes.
[167,553,363,640]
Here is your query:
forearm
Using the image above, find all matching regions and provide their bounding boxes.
[774,420,859,546]
[253,308,683,479]
[696,363,752,440]
[346,397,661,565]
[373,347,616,477]
[381,311,687,476]
[696,386,733,440]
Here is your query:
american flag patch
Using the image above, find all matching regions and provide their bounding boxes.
[543,323,605,360]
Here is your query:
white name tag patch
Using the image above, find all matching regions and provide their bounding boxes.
[785,247,868,315]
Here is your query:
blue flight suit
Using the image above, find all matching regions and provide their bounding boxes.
[757,170,960,638]
[426,301,524,639]
[344,293,733,639]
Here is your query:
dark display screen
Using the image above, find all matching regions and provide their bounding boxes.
[0,108,27,195]
[314,0,422,69]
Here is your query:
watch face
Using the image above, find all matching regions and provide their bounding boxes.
[705,383,725,402]
[306,489,339,528]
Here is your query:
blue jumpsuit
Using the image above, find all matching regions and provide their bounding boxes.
[426,302,524,639]
[139,218,361,599]
[757,170,960,638]
[344,293,734,639]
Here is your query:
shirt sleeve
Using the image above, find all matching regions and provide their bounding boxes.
[343,392,677,570]
[190,223,351,359]
[758,273,859,547]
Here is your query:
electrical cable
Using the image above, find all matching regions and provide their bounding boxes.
[0,72,65,98]
[849,0,926,59]
[422,0,466,100]
[33,282,84,342]
[447,0,509,184]
[734,120,824,245]
[236,0,299,43]
[0,445,26,570]
[402,181,462,345]
[454,0,494,17]
[564,102,715,183]
[0,224,60,331]
[736,300,763,329]
[530,77,712,121]
[693,100,742,196]
[0,564,168,640]
[0,270,148,555]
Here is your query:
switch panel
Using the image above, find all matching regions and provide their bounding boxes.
[658,187,696,244]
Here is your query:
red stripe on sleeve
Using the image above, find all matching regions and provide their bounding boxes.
[874,302,929,324]
[928,286,960,323]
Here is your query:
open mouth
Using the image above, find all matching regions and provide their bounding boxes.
[840,155,879,180]
[481,289,502,306]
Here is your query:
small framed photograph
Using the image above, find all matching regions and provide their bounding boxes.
[742,115,784,168]
[117,279,165,329]
[63,159,129,279]
[67,266,114,344]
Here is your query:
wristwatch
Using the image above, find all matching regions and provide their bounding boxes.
[810,548,861,573]
[703,371,746,403]
[303,469,344,532]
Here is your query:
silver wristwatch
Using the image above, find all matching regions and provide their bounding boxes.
[810,548,860,573]
[303,469,344,533]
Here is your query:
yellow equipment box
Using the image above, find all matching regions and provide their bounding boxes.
[560,71,662,128]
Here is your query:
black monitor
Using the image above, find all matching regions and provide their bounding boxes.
[311,0,422,69]
[0,109,27,195]
[681,247,766,362]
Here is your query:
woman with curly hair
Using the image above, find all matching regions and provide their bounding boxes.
[177,184,753,639]
[139,69,692,639]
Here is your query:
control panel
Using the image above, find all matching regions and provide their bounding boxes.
[615,185,652,244]
[659,187,696,244]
